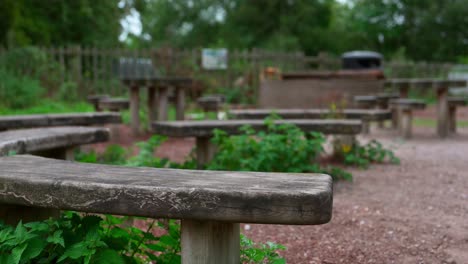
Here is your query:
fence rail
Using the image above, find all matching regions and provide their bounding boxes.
[0,46,458,100]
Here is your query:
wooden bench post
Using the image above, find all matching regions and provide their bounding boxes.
[181,220,240,264]
[130,85,140,135]
[449,105,457,133]
[148,85,158,124]
[176,86,186,120]
[158,86,169,121]
[400,109,413,139]
[435,83,449,138]
[195,137,217,169]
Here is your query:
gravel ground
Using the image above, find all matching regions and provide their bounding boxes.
[89,106,468,263]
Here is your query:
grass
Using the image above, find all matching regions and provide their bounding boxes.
[0,99,93,115]
[413,118,468,128]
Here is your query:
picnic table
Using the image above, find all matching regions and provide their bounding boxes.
[388,78,467,138]
[122,77,193,134]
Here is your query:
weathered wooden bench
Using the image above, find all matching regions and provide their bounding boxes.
[448,97,467,133]
[375,93,399,128]
[228,108,390,134]
[0,126,110,159]
[99,98,130,112]
[0,154,333,263]
[153,119,362,167]
[87,94,110,111]
[353,95,378,109]
[0,112,121,131]
[390,99,426,139]
[197,95,225,113]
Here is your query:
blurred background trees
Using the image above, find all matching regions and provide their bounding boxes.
[1,0,468,62]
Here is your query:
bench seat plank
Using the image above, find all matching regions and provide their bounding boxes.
[228,109,391,121]
[0,155,333,225]
[0,112,121,130]
[0,127,109,156]
[152,119,361,137]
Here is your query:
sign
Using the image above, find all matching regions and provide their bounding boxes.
[202,48,228,70]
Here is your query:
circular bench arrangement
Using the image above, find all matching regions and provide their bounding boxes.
[390,98,427,139]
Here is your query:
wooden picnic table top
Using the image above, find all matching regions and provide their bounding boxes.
[152,119,362,137]
[0,112,121,130]
[0,126,109,156]
[0,155,333,225]
[228,109,391,121]
[122,76,193,86]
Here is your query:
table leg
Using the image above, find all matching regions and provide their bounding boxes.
[147,86,158,124]
[400,109,413,139]
[449,106,457,134]
[158,86,169,121]
[196,137,217,169]
[130,85,140,135]
[181,220,240,264]
[436,88,449,138]
[176,86,186,120]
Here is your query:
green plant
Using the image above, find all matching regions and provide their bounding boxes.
[240,235,286,264]
[57,81,79,102]
[0,69,44,109]
[343,140,400,168]
[206,116,353,181]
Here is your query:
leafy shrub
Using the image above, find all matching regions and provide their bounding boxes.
[0,69,44,109]
[206,117,353,181]
[343,140,400,168]
[57,81,79,102]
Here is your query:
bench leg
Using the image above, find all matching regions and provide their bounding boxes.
[0,205,60,226]
[362,120,370,134]
[332,135,357,158]
[400,109,413,139]
[176,86,185,120]
[158,86,169,121]
[181,220,240,264]
[436,87,449,138]
[130,85,140,136]
[449,106,457,134]
[195,137,217,169]
[32,147,75,161]
[378,102,388,128]
[391,107,399,129]
[148,86,158,124]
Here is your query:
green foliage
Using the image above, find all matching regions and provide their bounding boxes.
[0,68,44,109]
[343,140,400,169]
[0,99,93,115]
[240,235,286,264]
[206,116,354,181]
[57,82,79,102]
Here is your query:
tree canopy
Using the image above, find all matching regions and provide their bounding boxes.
[1,0,468,62]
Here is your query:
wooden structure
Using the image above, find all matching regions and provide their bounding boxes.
[388,78,467,138]
[0,155,333,263]
[87,94,110,111]
[0,126,109,159]
[152,119,362,167]
[98,98,130,112]
[228,108,391,134]
[122,77,193,135]
[390,99,426,139]
[0,113,121,131]
[448,98,467,133]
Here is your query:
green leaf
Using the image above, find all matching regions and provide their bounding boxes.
[90,249,125,264]
[8,243,27,264]
[21,237,47,261]
[58,242,88,262]
[47,230,65,247]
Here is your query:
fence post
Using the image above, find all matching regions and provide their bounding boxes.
[70,45,82,96]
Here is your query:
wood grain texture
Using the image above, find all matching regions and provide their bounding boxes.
[153,119,362,137]
[0,112,121,130]
[390,99,426,110]
[0,155,333,225]
[0,127,109,156]
[228,109,391,121]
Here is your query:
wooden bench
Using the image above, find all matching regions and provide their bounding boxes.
[87,94,110,111]
[353,95,378,109]
[0,112,122,131]
[99,98,130,112]
[0,126,110,159]
[0,154,333,263]
[153,119,362,167]
[448,97,467,133]
[197,95,225,113]
[390,99,426,139]
[228,108,391,134]
[375,93,399,128]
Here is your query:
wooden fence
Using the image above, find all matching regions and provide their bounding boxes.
[0,46,457,100]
